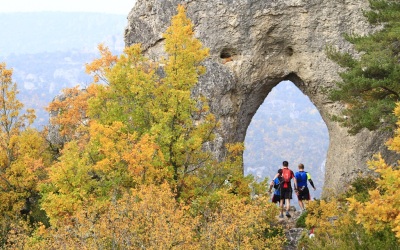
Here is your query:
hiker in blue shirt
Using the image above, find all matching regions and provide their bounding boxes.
[294,163,316,212]
[268,169,284,204]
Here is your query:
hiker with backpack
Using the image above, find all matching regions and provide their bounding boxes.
[268,169,284,204]
[294,163,316,212]
[273,161,298,218]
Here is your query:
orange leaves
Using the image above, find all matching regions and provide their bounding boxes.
[89,121,128,169]
[87,121,168,185]
[46,85,98,139]
[85,43,118,84]
[41,121,169,225]
[123,134,170,185]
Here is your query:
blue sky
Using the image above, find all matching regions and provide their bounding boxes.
[0,0,136,15]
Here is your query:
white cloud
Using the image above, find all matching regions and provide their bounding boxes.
[0,0,137,15]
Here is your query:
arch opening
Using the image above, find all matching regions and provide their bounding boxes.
[243,80,329,201]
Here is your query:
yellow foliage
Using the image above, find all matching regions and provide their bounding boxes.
[32,184,197,249]
[344,101,400,240]
[301,198,364,249]
[0,62,50,246]
[347,153,400,239]
[306,101,400,246]
[123,133,170,185]
[25,186,285,249]
[195,191,285,249]
[0,63,36,167]
[87,43,158,134]
[163,5,209,91]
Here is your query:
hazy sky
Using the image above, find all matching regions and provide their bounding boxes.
[0,0,137,15]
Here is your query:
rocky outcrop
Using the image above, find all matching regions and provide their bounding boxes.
[125,0,397,195]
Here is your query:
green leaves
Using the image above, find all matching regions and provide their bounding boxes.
[328,0,400,134]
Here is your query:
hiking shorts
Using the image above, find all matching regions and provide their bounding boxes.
[280,188,292,199]
[272,194,281,203]
[297,186,310,201]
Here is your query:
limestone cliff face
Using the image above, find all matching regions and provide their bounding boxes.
[125,0,397,195]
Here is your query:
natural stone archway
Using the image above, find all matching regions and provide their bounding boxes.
[244,80,329,199]
[124,0,397,195]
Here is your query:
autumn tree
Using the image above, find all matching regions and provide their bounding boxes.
[40,121,168,225]
[153,4,216,200]
[42,4,229,220]
[328,0,400,134]
[0,62,49,246]
[84,5,234,201]
[0,63,35,167]
[45,43,118,155]
[86,44,157,135]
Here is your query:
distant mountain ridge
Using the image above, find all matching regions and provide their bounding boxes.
[0,12,126,56]
[0,12,126,127]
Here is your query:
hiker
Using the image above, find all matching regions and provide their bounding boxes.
[274,161,297,218]
[268,169,284,204]
[294,163,316,212]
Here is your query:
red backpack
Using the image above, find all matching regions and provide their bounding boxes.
[282,168,291,188]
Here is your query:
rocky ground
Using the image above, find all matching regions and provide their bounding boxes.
[277,207,309,250]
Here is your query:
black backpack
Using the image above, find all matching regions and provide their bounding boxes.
[273,176,283,189]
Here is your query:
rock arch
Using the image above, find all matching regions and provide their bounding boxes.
[125,0,396,195]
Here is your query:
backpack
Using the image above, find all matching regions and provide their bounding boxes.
[282,168,291,184]
[273,177,282,189]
